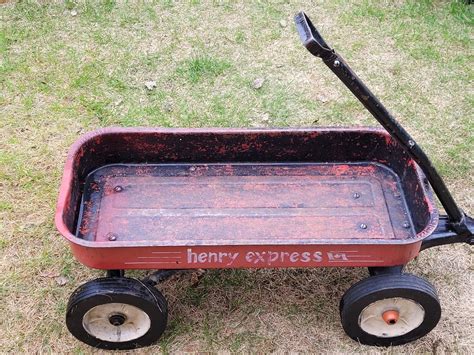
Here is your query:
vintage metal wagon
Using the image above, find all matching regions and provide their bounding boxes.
[55,12,473,349]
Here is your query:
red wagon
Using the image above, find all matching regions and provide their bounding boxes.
[56,12,473,349]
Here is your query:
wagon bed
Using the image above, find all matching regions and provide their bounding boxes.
[78,162,415,244]
[56,127,439,269]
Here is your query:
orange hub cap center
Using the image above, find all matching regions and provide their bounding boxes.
[382,310,400,325]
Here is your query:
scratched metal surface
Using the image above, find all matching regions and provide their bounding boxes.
[77,162,415,245]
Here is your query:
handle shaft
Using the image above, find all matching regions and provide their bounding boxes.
[295,11,465,226]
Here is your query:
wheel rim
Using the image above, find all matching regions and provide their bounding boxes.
[82,303,151,342]
[358,297,425,338]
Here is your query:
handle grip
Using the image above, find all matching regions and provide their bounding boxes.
[294,11,333,59]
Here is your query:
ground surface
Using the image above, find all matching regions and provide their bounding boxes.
[1,0,473,353]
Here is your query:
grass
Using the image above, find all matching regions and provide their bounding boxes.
[177,56,232,84]
[0,0,473,353]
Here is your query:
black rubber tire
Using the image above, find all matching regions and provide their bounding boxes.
[66,277,168,350]
[339,274,441,346]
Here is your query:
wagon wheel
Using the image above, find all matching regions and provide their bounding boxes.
[66,277,168,350]
[339,274,441,346]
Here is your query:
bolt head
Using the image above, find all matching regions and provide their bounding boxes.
[359,223,368,230]
[113,186,123,192]
[333,60,340,67]
[402,222,410,229]
[353,192,360,199]
[107,233,118,241]
[109,313,126,326]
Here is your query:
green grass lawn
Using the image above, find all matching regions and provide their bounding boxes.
[1,0,472,353]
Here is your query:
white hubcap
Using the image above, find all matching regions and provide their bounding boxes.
[359,297,425,338]
[82,303,151,342]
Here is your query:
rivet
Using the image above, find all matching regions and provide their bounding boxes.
[107,233,118,241]
[408,140,415,148]
[114,186,123,192]
[333,60,340,67]
[402,222,410,229]
[353,192,360,199]
[360,223,368,230]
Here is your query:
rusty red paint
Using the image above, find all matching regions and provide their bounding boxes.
[55,128,438,270]
[68,242,422,270]
[78,163,415,244]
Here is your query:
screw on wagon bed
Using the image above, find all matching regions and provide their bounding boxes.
[106,233,118,241]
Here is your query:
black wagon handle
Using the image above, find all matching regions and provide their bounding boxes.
[294,12,333,59]
[294,11,473,241]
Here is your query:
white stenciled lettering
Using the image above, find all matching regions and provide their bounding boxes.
[301,252,311,262]
[269,252,279,264]
[187,249,240,266]
[280,252,290,262]
[327,252,348,261]
[187,248,198,263]
[245,250,325,265]
[290,252,299,262]
[254,252,266,263]
[208,252,218,263]
[218,252,227,262]
[186,248,348,266]
[313,251,323,262]
[198,252,207,263]
[245,252,254,263]
[227,252,239,265]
